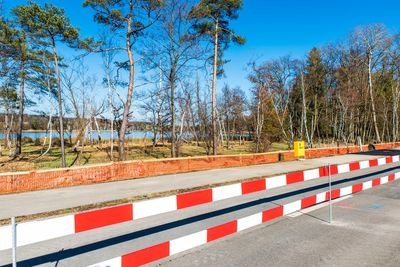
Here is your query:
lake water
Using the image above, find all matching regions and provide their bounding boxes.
[0,131,158,140]
[0,131,252,141]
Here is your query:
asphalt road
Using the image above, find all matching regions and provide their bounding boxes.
[157,174,400,267]
[0,162,399,267]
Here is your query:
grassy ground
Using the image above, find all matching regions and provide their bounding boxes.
[0,139,289,173]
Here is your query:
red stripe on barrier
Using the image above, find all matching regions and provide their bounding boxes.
[207,221,238,242]
[369,159,378,167]
[74,204,133,233]
[389,174,395,181]
[241,179,266,194]
[121,242,170,267]
[319,166,329,177]
[177,189,213,209]
[349,162,360,171]
[286,171,304,185]
[326,189,340,200]
[352,183,363,193]
[301,195,317,209]
[386,157,393,164]
[330,165,338,175]
[262,206,284,222]
[372,178,381,187]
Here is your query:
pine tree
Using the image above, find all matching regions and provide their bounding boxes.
[14,1,80,167]
[83,0,163,161]
[190,0,245,155]
[305,47,326,144]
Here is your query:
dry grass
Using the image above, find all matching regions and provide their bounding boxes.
[0,139,289,173]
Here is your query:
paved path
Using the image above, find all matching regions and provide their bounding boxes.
[0,149,399,219]
[159,173,400,267]
[0,163,399,266]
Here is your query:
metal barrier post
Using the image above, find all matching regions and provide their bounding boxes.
[11,216,17,267]
[328,164,332,224]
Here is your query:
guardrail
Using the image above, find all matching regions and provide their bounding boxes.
[90,171,400,267]
[1,155,398,252]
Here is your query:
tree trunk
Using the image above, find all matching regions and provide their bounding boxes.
[4,99,10,150]
[52,38,66,167]
[301,72,311,147]
[105,51,114,160]
[119,9,135,161]
[170,69,176,158]
[211,18,219,155]
[368,51,381,143]
[16,62,25,155]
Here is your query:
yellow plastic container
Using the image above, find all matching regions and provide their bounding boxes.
[294,141,305,158]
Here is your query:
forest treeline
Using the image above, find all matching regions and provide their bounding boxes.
[1,0,400,167]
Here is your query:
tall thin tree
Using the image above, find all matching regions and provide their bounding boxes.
[14,2,80,167]
[83,0,163,161]
[190,0,245,155]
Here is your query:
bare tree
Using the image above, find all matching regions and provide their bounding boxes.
[355,24,391,143]
[141,0,202,157]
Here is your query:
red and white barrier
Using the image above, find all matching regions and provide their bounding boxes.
[89,171,400,267]
[0,155,398,251]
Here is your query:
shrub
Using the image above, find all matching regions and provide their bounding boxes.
[22,136,33,144]
[34,138,42,146]
[51,138,61,147]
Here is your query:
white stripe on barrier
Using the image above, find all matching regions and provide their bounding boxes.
[170,230,207,255]
[303,169,320,181]
[87,257,122,267]
[266,175,286,189]
[359,160,370,169]
[378,158,386,166]
[395,172,400,180]
[380,176,389,184]
[14,215,75,249]
[133,196,177,219]
[337,164,350,174]
[237,213,262,232]
[316,192,326,204]
[283,200,301,215]
[212,183,242,201]
[340,186,352,197]
[393,155,400,162]
[0,225,11,250]
[363,180,373,190]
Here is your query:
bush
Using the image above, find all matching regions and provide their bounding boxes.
[22,136,33,144]
[51,138,61,147]
[34,138,42,146]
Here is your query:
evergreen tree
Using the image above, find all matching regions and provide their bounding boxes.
[14,1,80,167]
[83,0,163,161]
[190,0,245,155]
[305,47,326,143]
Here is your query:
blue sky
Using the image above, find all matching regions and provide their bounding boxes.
[3,0,400,115]
[222,0,400,90]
